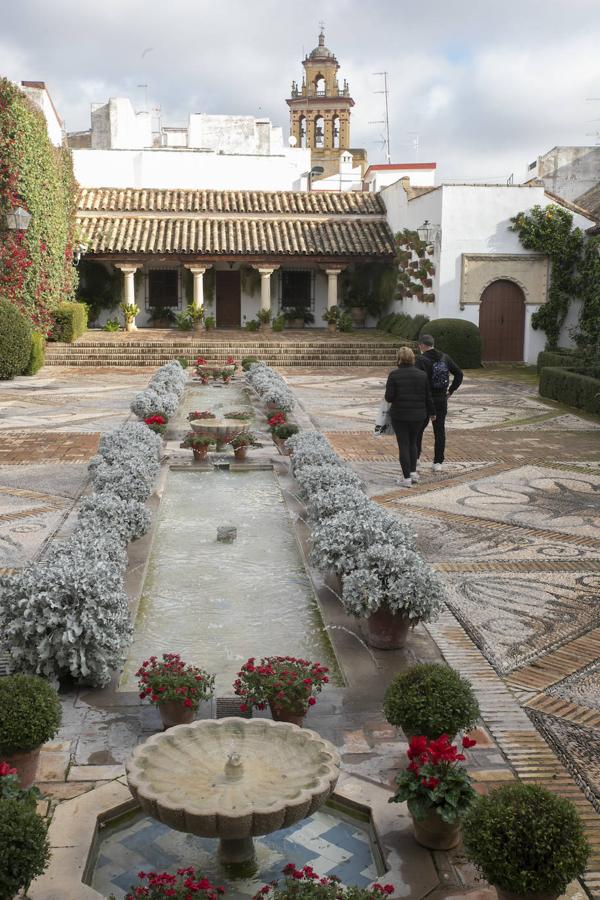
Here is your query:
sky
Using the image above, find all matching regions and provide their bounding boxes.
[3,0,600,182]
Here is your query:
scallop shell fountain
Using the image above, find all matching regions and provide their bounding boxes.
[126,717,340,866]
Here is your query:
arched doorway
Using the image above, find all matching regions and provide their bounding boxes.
[479,279,525,362]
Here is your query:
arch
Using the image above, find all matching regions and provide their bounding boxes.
[298,115,307,148]
[332,114,340,149]
[314,115,325,148]
[479,279,525,362]
[314,74,326,95]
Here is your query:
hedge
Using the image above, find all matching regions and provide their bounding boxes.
[23,333,45,375]
[421,318,482,368]
[378,312,429,341]
[536,349,576,374]
[539,366,600,415]
[0,299,32,379]
[50,302,88,342]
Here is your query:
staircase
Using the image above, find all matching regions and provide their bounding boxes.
[44,339,399,368]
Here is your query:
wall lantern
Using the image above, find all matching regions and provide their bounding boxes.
[5,205,32,231]
[416,220,440,246]
[73,243,87,265]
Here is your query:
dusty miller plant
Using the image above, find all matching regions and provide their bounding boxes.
[310,508,414,575]
[77,493,151,543]
[90,454,159,502]
[295,463,363,497]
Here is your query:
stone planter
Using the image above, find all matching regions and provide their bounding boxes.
[125,321,137,332]
[193,322,204,333]
[411,810,461,850]
[290,319,305,329]
[364,606,410,650]
[158,700,196,730]
[327,323,337,334]
[233,446,248,460]
[495,891,559,900]
[3,746,41,790]
[192,448,209,462]
[269,700,306,727]
[350,306,366,325]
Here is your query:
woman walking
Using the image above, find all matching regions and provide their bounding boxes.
[385,347,435,488]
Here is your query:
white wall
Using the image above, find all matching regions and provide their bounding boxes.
[187,114,283,155]
[20,83,64,146]
[366,167,436,192]
[73,146,311,191]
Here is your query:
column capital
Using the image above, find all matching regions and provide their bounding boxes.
[184,264,212,275]
[114,263,141,274]
[324,266,345,276]
[253,265,280,276]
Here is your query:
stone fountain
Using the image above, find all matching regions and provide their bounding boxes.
[126,717,340,867]
[190,418,249,451]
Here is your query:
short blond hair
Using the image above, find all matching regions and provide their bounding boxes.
[397,346,415,366]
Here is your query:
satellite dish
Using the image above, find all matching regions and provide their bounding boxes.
[288,135,298,147]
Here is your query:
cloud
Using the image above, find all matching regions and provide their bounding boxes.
[2,0,600,181]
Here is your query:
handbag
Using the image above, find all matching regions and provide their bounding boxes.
[374,399,393,436]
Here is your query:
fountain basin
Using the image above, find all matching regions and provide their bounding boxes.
[190,418,249,446]
[126,718,340,842]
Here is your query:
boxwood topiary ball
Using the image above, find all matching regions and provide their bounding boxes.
[0,800,50,898]
[383,663,480,739]
[0,674,61,755]
[0,299,32,379]
[463,783,590,895]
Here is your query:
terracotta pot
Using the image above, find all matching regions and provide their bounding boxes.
[265,402,281,412]
[411,810,461,850]
[495,890,560,900]
[350,306,366,324]
[327,322,337,333]
[192,448,209,462]
[233,446,248,460]
[272,436,291,455]
[193,321,204,333]
[269,700,306,727]
[158,700,196,729]
[365,606,410,650]
[2,746,41,790]
[290,319,304,329]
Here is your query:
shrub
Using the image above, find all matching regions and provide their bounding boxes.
[23,332,45,375]
[242,356,259,370]
[90,455,160,502]
[50,301,88,342]
[383,664,480,738]
[0,674,61,755]
[378,312,429,341]
[0,299,32,379]
[310,506,413,575]
[77,493,151,543]
[536,348,575,373]
[0,800,50,898]
[539,366,600,414]
[463,783,590,895]
[422,319,482,368]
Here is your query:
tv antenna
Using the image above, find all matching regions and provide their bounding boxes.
[372,72,391,163]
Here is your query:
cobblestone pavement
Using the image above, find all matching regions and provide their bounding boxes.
[283,367,600,895]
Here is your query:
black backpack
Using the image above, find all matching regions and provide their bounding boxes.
[430,356,450,392]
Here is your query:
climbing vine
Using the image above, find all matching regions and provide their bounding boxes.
[575,235,600,353]
[0,78,78,336]
[511,205,584,350]
[340,262,396,317]
[394,230,435,304]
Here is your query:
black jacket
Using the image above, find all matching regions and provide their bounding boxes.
[416,349,463,397]
[385,365,434,422]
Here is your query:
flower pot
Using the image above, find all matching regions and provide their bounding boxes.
[290,319,304,329]
[265,402,282,413]
[192,448,209,462]
[126,320,137,332]
[411,810,461,850]
[233,446,248,460]
[327,323,337,334]
[3,746,41,790]
[269,700,306,727]
[272,436,291,455]
[365,607,410,650]
[495,891,560,900]
[193,321,204,333]
[350,306,366,324]
[259,323,270,332]
[158,700,196,729]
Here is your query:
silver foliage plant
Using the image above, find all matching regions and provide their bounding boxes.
[309,507,414,575]
[245,361,295,412]
[77,494,151,543]
[295,463,363,497]
[131,360,186,419]
[90,455,160,502]
[306,483,371,524]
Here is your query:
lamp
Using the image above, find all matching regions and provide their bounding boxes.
[73,243,86,265]
[5,205,32,231]
[417,220,439,244]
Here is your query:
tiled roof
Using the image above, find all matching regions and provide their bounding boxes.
[78,187,386,216]
[78,215,394,257]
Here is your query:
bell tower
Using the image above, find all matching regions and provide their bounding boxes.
[287,28,364,179]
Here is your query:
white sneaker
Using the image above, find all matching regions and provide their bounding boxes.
[398,477,412,488]
[410,472,420,483]
[432,463,443,473]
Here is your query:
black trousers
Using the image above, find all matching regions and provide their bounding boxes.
[392,419,420,478]
[417,396,448,464]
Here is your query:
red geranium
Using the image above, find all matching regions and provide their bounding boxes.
[124,867,225,899]
[136,654,215,712]
[253,864,394,900]
[145,415,166,426]
[234,656,329,716]
[268,412,286,428]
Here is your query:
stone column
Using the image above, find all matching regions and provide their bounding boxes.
[254,265,280,315]
[324,268,344,310]
[115,263,140,330]
[184,264,212,311]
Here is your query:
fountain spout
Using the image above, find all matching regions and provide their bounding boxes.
[224,749,243,781]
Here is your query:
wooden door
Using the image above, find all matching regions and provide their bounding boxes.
[479,280,525,362]
[216,271,241,327]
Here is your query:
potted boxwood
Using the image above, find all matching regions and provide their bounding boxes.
[390,733,477,850]
[383,663,480,740]
[283,307,315,329]
[0,800,51,898]
[136,653,215,729]
[463,783,590,900]
[180,432,215,462]
[0,674,61,789]
[229,431,262,460]
[233,656,329,726]
[322,306,340,333]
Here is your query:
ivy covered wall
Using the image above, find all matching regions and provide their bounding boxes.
[0,78,78,335]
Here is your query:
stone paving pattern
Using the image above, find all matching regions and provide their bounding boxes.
[1,362,598,898]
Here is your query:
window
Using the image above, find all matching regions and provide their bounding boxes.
[147,269,179,308]
[281,270,313,309]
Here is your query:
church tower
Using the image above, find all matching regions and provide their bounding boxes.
[287,28,366,179]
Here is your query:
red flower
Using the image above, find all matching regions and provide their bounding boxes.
[184,698,193,708]
[462,736,477,749]
[0,761,17,777]
[308,696,316,706]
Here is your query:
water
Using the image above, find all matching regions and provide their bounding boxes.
[174,380,254,429]
[120,469,338,693]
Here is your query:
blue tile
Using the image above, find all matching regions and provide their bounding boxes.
[318,824,372,860]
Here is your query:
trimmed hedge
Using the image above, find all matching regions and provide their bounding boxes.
[539,366,600,414]
[421,318,482,368]
[23,333,45,375]
[536,349,575,374]
[50,301,88,342]
[0,800,51,898]
[0,299,32,379]
[377,312,429,341]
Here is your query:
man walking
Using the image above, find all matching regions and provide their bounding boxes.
[415,334,463,472]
